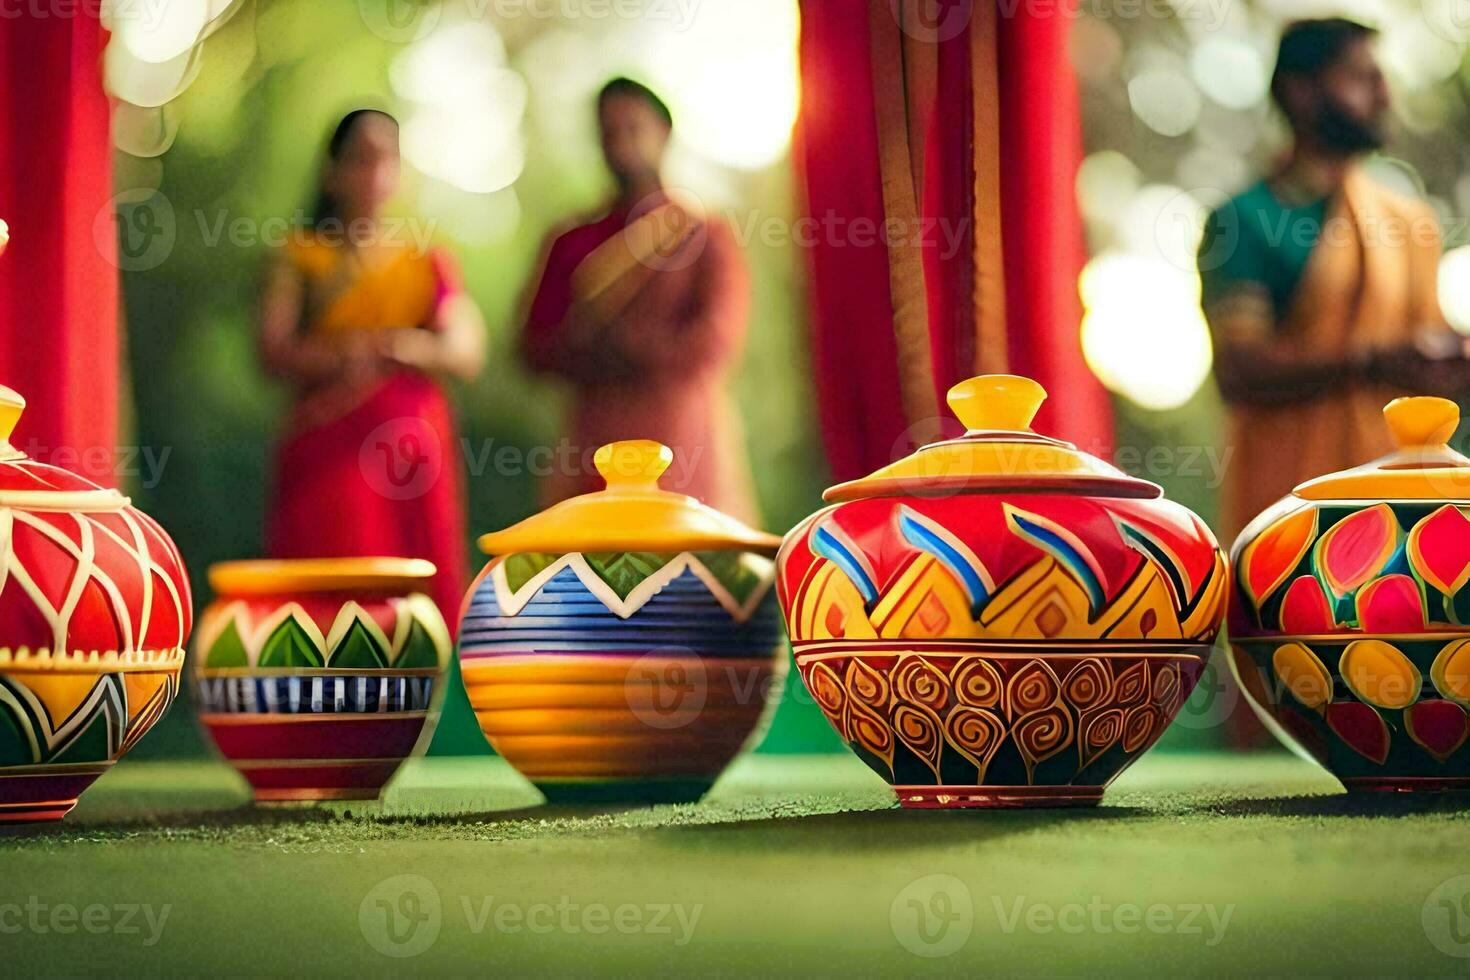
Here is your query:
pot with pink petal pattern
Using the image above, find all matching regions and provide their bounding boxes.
[1230,395,1470,791]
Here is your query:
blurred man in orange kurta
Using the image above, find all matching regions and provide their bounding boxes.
[1199,20,1466,542]
[521,78,757,521]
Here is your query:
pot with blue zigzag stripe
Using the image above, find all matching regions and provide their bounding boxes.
[460,440,785,803]
[776,376,1228,808]
[191,558,451,802]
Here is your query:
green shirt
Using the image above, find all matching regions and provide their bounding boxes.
[1198,180,1329,319]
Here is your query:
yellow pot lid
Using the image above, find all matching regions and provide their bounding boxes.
[823,375,1160,503]
[209,557,437,596]
[477,440,782,556]
[1295,396,1470,500]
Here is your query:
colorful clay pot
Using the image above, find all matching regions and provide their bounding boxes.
[192,558,450,802]
[776,375,1227,808]
[460,440,785,803]
[1229,395,1470,792]
[0,387,191,821]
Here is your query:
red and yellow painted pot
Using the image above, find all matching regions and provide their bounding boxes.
[777,375,1227,808]
[1229,396,1470,792]
[191,558,450,802]
[459,440,786,804]
[0,387,191,821]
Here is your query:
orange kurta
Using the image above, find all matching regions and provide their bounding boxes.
[1221,169,1447,542]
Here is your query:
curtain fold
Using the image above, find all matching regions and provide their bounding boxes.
[796,0,1113,478]
[794,7,913,482]
[0,14,118,483]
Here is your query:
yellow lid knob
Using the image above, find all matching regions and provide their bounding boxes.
[593,439,673,491]
[947,374,1047,432]
[477,438,779,555]
[1383,396,1459,449]
[0,385,24,446]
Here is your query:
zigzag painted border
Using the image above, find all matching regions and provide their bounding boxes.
[0,647,185,672]
[488,552,776,623]
[194,593,450,671]
[0,668,179,766]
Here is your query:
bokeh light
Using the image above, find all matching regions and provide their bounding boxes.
[1127,68,1201,137]
[115,0,208,64]
[1439,246,1470,335]
[1080,252,1215,412]
[1190,37,1268,110]
[638,0,800,170]
[392,18,528,195]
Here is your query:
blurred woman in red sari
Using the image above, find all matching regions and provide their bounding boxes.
[258,109,484,619]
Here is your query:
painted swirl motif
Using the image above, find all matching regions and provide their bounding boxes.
[845,657,890,707]
[1006,661,1061,719]
[953,658,1003,708]
[1122,704,1160,753]
[1152,662,1182,713]
[943,705,1006,779]
[1113,660,1149,707]
[799,653,1198,789]
[892,703,944,779]
[1014,704,1074,776]
[1064,659,1111,711]
[1079,706,1124,769]
[806,661,848,739]
[894,656,950,713]
[844,657,898,771]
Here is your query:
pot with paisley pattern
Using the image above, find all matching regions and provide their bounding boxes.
[1229,395,1470,792]
[776,375,1228,808]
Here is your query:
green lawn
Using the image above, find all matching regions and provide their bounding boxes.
[3,751,1470,975]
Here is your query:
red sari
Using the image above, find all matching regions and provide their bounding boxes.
[266,237,468,621]
[522,199,758,521]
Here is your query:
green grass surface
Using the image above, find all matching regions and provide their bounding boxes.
[4,751,1470,975]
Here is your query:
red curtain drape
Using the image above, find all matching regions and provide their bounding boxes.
[0,13,118,483]
[795,0,1112,480]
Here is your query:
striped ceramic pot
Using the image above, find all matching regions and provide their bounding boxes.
[459,440,786,803]
[191,559,450,802]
